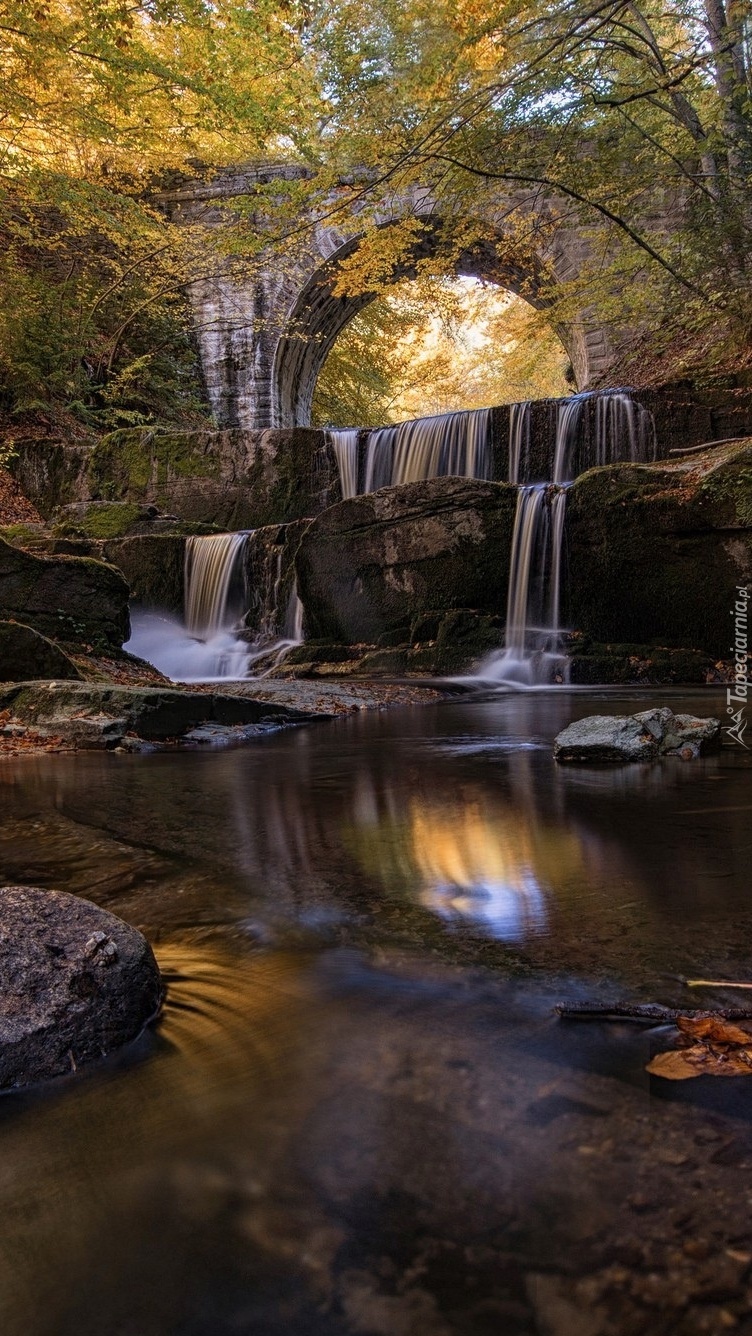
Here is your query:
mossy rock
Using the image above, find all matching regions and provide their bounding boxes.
[54,502,145,540]
[297,478,517,644]
[0,523,50,551]
[86,430,220,501]
[566,449,752,659]
[101,536,187,613]
[0,537,129,650]
[569,644,714,685]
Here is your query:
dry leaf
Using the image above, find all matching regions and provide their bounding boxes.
[648,1013,752,1080]
[648,1045,752,1079]
[676,1015,752,1046]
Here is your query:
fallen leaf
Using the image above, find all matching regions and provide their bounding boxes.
[647,1045,752,1079]
[677,1015,752,1046]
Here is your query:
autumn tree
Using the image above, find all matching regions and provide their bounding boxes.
[0,0,318,428]
[312,275,570,425]
[306,0,752,379]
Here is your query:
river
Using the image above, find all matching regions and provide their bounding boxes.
[1,688,751,1334]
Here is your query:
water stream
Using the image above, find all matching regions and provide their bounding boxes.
[127,532,303,682]
[330,408,492,498]
[482,391,656,686]
[0,691,750,1335]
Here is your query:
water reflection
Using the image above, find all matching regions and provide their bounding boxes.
[0,692,751,1335]
[350,790,552,940]
[0,690,749,979]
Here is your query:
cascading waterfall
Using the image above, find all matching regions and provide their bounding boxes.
[184,532,248,636]
[481,390,655,687]
[391,408,492,486]
[363,426,397,493]
[486,483,570,687]
[593,391,656,466]
[126,531,304,683]
[508,401,531,485]
[328,428,360,499]
[331,409,492,498]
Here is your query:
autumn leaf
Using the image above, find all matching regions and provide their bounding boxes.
[676,1015,752,1047]
[647,1015,752,1080]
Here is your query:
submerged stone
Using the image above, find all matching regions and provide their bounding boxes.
[0,886,162,1089]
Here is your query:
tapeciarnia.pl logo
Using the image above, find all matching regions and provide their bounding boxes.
[726,585,750,748]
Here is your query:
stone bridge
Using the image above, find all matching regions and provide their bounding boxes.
[160,164,620,430]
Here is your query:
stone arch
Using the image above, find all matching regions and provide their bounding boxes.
[163,167,619,429]
[271,221,602,428]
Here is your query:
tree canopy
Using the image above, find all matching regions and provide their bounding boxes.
[1,0,750,432]
[309,0,752,373]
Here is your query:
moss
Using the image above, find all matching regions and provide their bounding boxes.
[54,503,143,540]
[569,644,713,685]
[566,460,752,658]
[0,523,47,550]
[86,429,219,501]
[695,450,752,527]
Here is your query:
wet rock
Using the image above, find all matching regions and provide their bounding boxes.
[554,715,660,763]
[0,535,129,649]
[0,621,82,682]
[0,682,315,750]
[662,712,721,754]
[0,885,162,1089]
[296,477,517,645]
[554,708,721,762]
[565,441,752,660]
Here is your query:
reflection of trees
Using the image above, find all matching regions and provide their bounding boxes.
[343,760,596,941]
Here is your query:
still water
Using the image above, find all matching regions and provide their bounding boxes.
[1,690,752,1335]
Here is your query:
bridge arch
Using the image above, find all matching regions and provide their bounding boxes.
[271,220,604,428]
[167,168,617,429]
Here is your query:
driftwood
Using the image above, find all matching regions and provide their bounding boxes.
[555,1002,752,1025]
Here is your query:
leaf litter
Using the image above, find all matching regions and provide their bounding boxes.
[646,1015,752,1080]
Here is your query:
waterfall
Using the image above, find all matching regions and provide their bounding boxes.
[484,484,570,687]
[284,583,304,642]
[508,401,531,485]
[329,428,360,499]
[479,389,656,687]
[391,408,492,486]
[184,533,248,636]
[552,394,587,483]
[125,530,305,683]
[363,426,397,493]
[593,391,656,466]
[332,409,492,497]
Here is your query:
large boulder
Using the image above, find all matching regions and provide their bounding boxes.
[566,441,752,658]
[296,477,518,644]
[0,536,129,649]
[554,708,721,762]
[0,885,162,1089]
[0,622,82,682]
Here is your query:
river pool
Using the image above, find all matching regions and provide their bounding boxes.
[1,688,751,1335]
